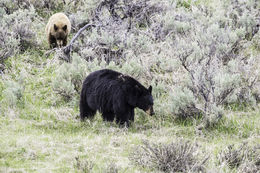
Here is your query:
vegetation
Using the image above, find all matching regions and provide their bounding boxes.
[0,0,260,172]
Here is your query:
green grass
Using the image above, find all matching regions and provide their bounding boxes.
[1,0,260,172]
[1,54,259,171]
[1,38,259,173]
[1,92,259,172]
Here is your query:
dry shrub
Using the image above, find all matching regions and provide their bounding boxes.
[0,7,37,71]
[66,0,163,64]
[218,143,260,171]
[130,139,208,172]
[0,0,66,15]
[238,160,260,173]
[0,70,26,110]
[52,55,88,101]
[0,28,19,65]
[168,0,260,127]
[74,156,94,172]
[104,162,120,173]
[171,87,202,119]
[218,144,246,168]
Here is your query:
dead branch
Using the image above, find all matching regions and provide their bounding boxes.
[44,47,59,57]
[63,23,98,62]
[44,23,98,62]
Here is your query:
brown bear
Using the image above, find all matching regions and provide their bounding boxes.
[45,12,71,48]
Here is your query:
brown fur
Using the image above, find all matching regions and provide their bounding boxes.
[45,13,71,48]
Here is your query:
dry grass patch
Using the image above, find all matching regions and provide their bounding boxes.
[130,139,209,172]
[218,143,260,172]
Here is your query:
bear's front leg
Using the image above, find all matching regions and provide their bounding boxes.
[115,110,131,127]
[113,97,131,127]
[63,37,67,47]
[129,108,135,122]
[49,34,57,48]
[116,118,129,127]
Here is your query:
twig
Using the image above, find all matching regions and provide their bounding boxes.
[44,47,59,57]
[63,23,99,61]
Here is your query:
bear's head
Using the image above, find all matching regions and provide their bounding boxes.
[128,85,154,116]
[53,23,68,47]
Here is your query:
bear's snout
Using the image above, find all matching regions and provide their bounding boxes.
[146,106,154,116]
[56,40,63,48]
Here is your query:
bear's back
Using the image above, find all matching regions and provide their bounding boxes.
[85,69,121,82]
[84,69,147,95]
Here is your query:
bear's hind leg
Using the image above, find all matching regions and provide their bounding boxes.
[80,106,96,121]
[80,100,96,121]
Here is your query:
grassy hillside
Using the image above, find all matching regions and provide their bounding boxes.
[0,0,260,172]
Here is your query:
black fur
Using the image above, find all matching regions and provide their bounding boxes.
[80,69,154,127]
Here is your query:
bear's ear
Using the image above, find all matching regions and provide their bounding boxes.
[63,25,67,31]
[148,85,152,93]
[54,24,58,31]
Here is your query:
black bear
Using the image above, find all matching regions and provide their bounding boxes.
[80,69,154,126]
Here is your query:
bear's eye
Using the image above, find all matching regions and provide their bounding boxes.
[54,24,58,31]
[63,25,67,31]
